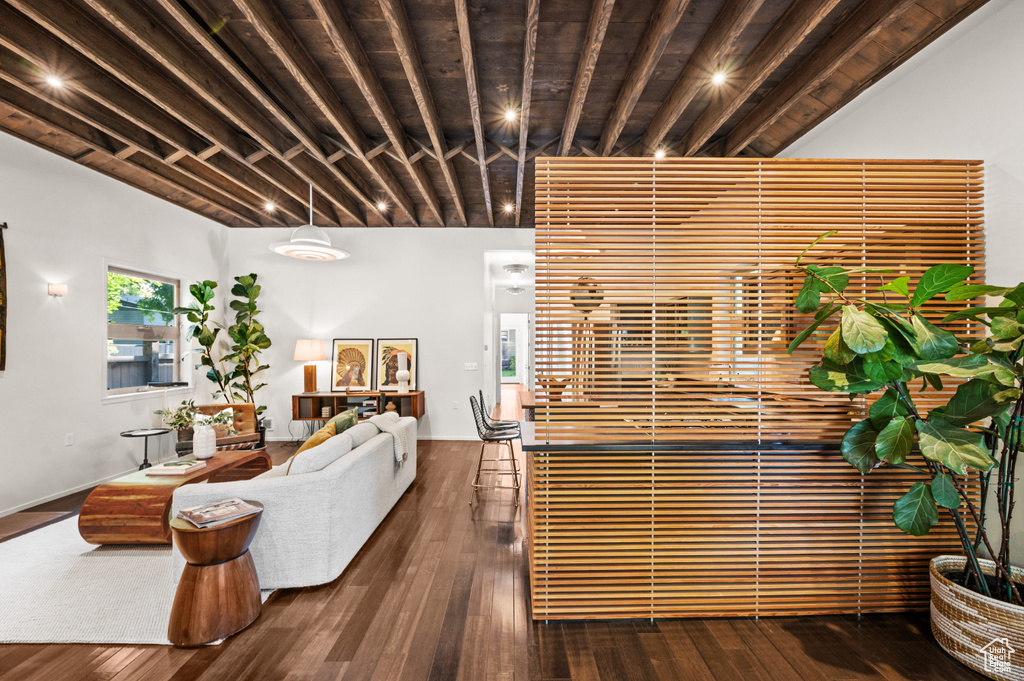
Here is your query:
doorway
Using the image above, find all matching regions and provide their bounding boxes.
[499,313,529,385]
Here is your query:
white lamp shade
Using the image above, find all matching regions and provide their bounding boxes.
[293,339,325,362]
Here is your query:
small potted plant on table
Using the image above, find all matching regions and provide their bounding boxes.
[789,231,1024,680]
[156,400,235,457]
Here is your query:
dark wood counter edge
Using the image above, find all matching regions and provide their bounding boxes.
[519,421,840,452]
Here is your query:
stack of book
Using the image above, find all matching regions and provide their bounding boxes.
[176,498,261,528]
[358,397,378,419]
[145,460,206,476]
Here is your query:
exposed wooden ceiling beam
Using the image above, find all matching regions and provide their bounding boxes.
[147,0,366,225]
[597,0,689,156]
[5,0,339,224]
[723,0,918,157]
[231,0,418,226]
[639,0,763,155]
[454,0,494,226]
[0,79,265,226]
[378,0,467,226]
[515,0,539,227]
[676,0,842,156]
[308,0,444,226]
[558,0,615,156]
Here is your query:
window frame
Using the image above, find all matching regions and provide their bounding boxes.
[104,262,187,399]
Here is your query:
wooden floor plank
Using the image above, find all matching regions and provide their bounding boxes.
[0,440,990,681]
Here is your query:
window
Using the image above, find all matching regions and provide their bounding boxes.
[106,266,180,394]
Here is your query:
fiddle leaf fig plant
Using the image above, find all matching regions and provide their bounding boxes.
[173,280,231,402]
[789,231,1024,605]
[224,273,272,419]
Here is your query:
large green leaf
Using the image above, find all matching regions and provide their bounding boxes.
[944,379,1019,426]
[841,419,880,474]
[807,265,850,294]
[893,482,939,536]
[824,328,856,365]
[869,388,913,428]
[875,417,915,465]
[841,305,887,354]
[991,316,1024,340]
[910,264,974,307]
[945,283,1013,302]
[878,276,910,299]
[911,354,1001,378]
[795,275,821,313]
[787,306,840,354]
[878,317,921,362]
[863,360,904,383]
[916,417,996,475]
[809,359,886,394]
[1003,283,1024,306]
[911,314,959,360]
[942,306,1016,324]
[931,473,962,510]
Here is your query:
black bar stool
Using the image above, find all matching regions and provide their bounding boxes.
[468,395,520,507]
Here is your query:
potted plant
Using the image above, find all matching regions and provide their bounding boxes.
[788,231,1024,679]
[173,280,231,401]
[156,399,236,455]
[224,274,272,443]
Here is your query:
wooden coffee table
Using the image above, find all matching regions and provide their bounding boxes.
[78,449,271,545]
[168,502,263,647]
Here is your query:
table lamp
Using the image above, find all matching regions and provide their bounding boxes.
[294,339,325,393]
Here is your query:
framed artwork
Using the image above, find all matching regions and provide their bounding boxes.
[376,338,418,391]
[330,339,374,392]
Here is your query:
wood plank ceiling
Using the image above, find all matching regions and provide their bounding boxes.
[0,0,988,228]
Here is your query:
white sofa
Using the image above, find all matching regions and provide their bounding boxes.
[170,416,417,589]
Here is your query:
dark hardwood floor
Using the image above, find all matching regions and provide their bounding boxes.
[0,426,987,680]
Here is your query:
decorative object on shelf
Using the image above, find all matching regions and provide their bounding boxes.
[0,221,6,371]
[268,185,350,261]
[321,406,331,418]
[789,231,1024,678]
[396,351,410,393]
[385,401,397,413]
[377,339,417,391]
[331,339,374,391]
[192,424,216,460]
[294,339,325,393]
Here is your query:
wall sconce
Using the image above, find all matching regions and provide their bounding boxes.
[48,283,68,297]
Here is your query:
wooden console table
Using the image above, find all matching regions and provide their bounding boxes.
[292,391,425,421]
[78,449,271,545]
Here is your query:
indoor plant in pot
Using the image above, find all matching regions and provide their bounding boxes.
[156,399,236,456]
[224,274,272,443]
[789,231,1024,680]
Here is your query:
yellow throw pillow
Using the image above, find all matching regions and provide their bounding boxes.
[287,420,337,473]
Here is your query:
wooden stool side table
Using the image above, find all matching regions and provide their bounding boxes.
[167,501,263,647]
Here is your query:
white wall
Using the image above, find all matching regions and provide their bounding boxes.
[225,227,533,441]
[782,0,1024,285]
[0,133,228,516]
[782,0,1024,561]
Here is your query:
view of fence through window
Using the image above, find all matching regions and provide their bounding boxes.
[106,267,179,393]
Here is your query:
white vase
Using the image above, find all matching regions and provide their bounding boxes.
[396,352,410,394]
[193,424,216,460]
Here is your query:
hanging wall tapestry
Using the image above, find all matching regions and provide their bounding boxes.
[0,223,6,370]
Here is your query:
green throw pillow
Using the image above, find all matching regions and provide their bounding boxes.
[330,407,359,434]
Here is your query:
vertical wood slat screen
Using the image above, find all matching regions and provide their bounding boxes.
[529,158,984,619]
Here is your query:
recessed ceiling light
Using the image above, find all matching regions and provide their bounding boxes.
[376,200,388,212]
[504,203,514,213]
[711,71,727,86]
[264,202,276,212]
[45,74,64,88]
[654,149,666,159]
[504,109,517,122]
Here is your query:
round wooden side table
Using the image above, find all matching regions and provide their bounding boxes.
[167,501,263,647]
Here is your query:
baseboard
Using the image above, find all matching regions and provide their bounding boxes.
[0,466,139,519]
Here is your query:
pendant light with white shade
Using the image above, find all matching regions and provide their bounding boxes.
[269,185,350,261]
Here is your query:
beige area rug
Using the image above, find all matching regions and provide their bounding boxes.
[0,517,271,645]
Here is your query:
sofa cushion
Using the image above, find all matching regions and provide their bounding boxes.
[295,420,336,455]
[329,408,358,434]
[288,432,354,476]
[346,422,378,448]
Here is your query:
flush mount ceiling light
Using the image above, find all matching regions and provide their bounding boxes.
[505,286,526,295]
[711,71,727,86]
[45,74,64,88]
[269,185,350,261]
[503,263,529,275]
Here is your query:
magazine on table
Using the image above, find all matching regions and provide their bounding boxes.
[176,497,261,528]
[145,459,206,476]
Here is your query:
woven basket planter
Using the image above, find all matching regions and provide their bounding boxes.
[931,555,1024,680]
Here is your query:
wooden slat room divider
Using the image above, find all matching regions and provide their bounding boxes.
[528,158,984,619]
